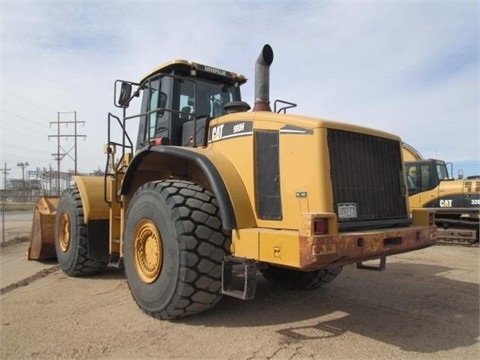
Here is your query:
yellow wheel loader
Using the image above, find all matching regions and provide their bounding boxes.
[402,143,479,245]
[28,45,436,319]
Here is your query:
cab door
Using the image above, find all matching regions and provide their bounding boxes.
[136,76,172,149]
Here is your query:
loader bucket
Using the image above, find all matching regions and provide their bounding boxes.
[27,196,60,260]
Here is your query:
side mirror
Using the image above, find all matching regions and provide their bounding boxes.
[118,82,132,107]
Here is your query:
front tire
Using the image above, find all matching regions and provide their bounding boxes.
[123,180,230,320]
[55,187,108,276]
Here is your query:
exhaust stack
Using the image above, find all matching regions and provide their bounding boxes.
[253,44,274,112]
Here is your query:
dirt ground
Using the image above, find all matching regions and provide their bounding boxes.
[0,211,32,243]
[0,213,479,360]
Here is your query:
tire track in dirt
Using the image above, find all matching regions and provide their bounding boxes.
[0,265,60,295]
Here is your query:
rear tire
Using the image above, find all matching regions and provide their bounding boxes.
[55,186,108,276]
[261,266,342,290]
[123,180,230,320]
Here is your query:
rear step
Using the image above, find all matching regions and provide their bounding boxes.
[356,255,386,271]
[222,256,257,300]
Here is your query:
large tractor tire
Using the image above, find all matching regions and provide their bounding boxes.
[123,180,230,320]
[261,266,343,290]
[55,187,108,276]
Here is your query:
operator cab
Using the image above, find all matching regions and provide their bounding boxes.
[116,60,248,149]
[405,159,449,195]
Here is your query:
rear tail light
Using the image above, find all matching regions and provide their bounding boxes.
[313,218,328,235]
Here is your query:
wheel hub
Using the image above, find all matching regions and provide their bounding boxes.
[134,220,163,284]
[58,212,71,252]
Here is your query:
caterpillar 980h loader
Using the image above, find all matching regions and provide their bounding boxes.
[403,143,479,245]
[28,45,436,320]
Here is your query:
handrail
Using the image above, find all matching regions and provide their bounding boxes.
[274,99,297,114]
[104,112,135,206]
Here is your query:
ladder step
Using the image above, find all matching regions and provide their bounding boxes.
[108,253,123,269]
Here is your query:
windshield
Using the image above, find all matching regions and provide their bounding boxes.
[178,78,240,119]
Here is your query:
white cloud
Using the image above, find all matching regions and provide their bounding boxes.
[1,1,478,179]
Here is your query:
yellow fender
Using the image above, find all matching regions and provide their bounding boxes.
[72,176,110,222]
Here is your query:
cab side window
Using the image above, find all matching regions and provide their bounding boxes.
[149,87,159,139]
[406,163,434,195]
[420,164,431,191]
[148,79,168,139]
[406,165,418,193]
[149,94,168,138]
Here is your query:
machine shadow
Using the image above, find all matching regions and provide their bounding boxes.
[180,262,479,354]
[87,266,126,280]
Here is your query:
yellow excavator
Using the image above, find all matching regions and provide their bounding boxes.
[27,45,436,320]
[403,143,479,245]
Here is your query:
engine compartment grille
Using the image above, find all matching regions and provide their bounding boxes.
[327,129,409,230]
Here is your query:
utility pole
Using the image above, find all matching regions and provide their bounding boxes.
[1,163,11,243]
[17,162,29,202]
[49,111,86,195]
[49,165,53,195]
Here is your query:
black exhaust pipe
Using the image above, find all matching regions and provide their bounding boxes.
[253,44,274,112]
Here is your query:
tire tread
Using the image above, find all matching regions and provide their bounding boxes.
[126,180,230,320]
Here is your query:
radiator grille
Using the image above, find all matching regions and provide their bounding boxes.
[327,129,409,230]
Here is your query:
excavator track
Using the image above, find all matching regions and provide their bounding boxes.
[435,217,479,246]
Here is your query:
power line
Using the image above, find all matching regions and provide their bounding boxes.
[1,108,51,130]
[2,90,57,114]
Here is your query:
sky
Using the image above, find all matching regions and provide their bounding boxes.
[1,0,479,182]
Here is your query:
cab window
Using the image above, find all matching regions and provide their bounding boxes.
[177,78,238,119]
[178,80,195,120]
[407,164,432,194]
[420,164,431,191]
[436,162,449,180]
[148,79,168,139]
